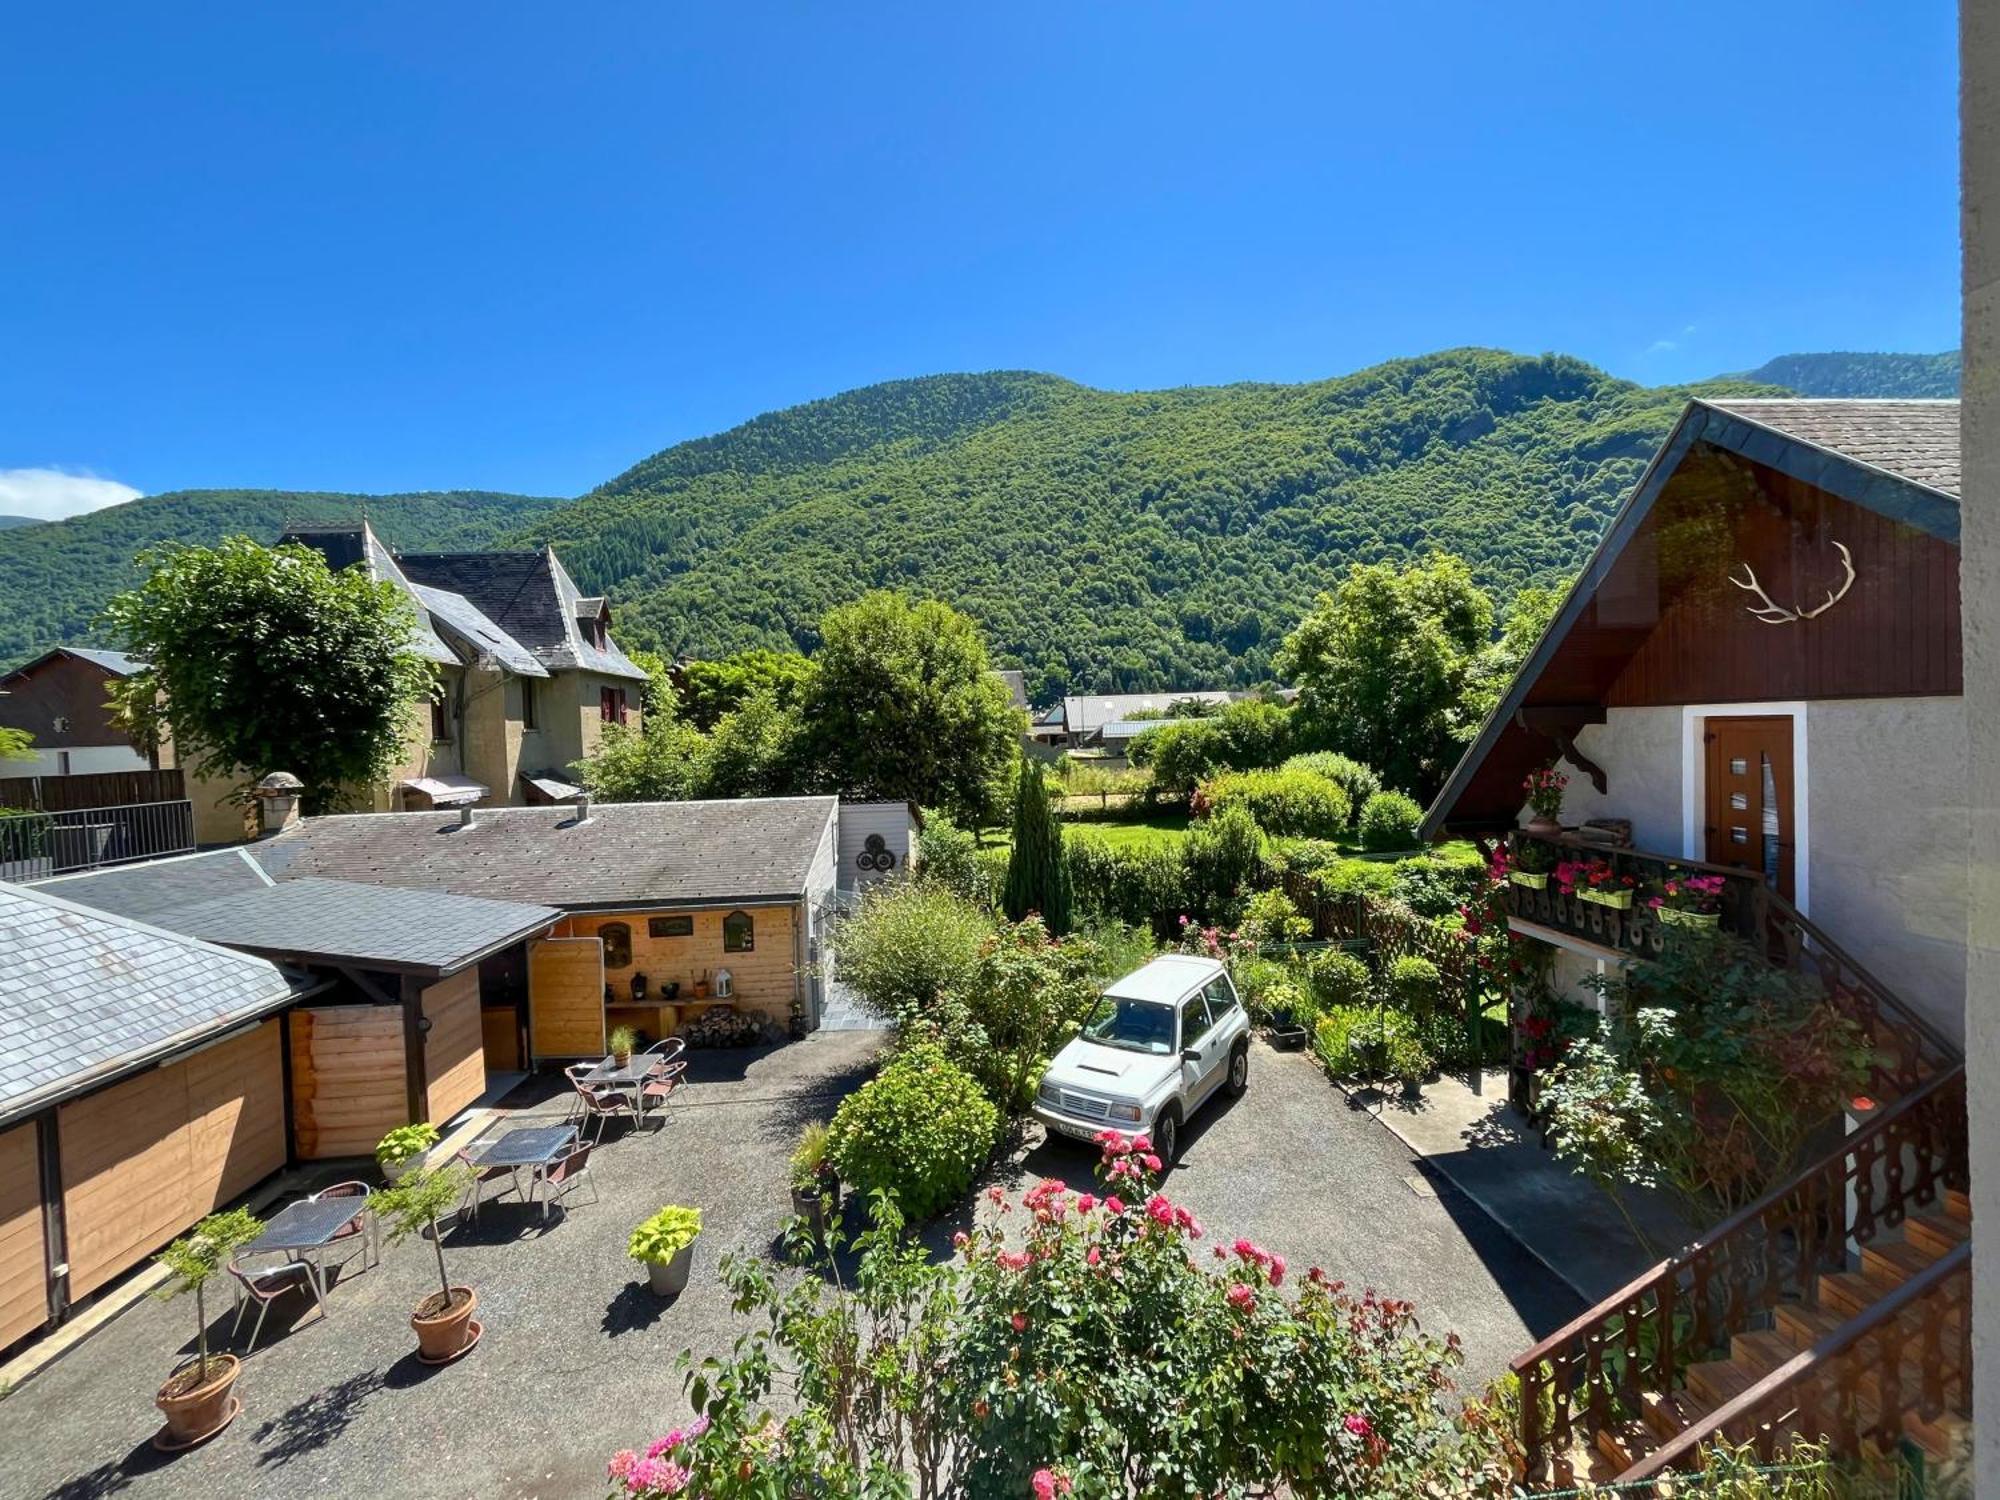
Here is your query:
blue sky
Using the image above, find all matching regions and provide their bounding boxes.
[0,2,1960,515]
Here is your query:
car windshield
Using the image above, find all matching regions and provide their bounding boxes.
[1081,995,1175,1055]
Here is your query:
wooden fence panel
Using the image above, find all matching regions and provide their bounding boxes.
[0,1122,46,1348]
[0,769,183,812]
[421,970,485,1125]
[59,1068,194,1300]
[289,1007,409,1160]
[529,937,605,1060]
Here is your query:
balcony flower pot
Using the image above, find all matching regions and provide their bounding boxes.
[1657,907,1720,929]
[1509,871,1549,889]
[1523,814,1562,837]
[155,1353,242,1450]
[411,1287,480,1364]
[1577,888,1633,910]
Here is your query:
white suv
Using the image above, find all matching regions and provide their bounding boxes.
[1032,954,1251,1167]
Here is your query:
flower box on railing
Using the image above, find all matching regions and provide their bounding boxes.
[1576,887,1633,910]
[1657,907,1720,929]
[1509,871,1548,890]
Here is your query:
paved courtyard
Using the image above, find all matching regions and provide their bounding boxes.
[0,1034,1576,1500]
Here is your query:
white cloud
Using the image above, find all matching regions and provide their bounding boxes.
[0,467,143,522]
[1643,324,1700,358]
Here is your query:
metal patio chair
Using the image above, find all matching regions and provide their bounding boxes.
[228,1258,328,1350]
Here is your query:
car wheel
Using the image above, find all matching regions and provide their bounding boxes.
[1154,1108,1180,1169]
[1226,1042,1249,1098]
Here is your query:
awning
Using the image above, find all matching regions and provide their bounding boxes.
[401,774,488,807]
[520,771,584,805]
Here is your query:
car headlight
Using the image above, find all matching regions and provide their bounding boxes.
[1108,1102,1144,1123]
[1037,1080,1061,1106]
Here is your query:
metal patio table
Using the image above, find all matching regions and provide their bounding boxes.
[468,1125,577,1220]
[240,1197,368,1304]
[581,1055,664,1129]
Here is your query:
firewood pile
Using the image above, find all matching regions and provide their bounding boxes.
[676,1005,783,1048]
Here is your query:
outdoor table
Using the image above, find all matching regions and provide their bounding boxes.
[581,1055,663,1129]
[468,1125,577,1219]
[241,1197,368,1304]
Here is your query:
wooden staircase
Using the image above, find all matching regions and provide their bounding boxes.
[1505,850,1970,1491]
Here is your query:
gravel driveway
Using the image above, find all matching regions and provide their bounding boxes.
[0,1032,1573,1500]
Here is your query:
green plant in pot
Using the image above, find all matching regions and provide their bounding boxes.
[1510,836,1557,888]
[377,1161,481,1363]
[151,1207,263,1449]
[374,1121,440,1183]
[787,1121,840,1233]
[608,1024,637,1067]
[630,1205,702,1296]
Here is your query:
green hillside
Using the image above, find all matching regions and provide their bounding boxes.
[1737,350,1960,398]
[0,515,38,531]
[0,489,562,666]
[525,350,1769,698]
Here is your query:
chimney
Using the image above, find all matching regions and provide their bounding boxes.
[574,791,592,824]
[458,803,476,830]
[252,771,305,838]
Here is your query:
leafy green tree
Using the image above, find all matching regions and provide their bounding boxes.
[627,647,679,718]
[1278,553,1495,800]
[698,688,803,797]
[0,728,31,762]
[793,591,1022,824]
[826,879,993,1021]
[677,648,816,731]
[103,537,437,812]
[1463,584,1562,730]
[574,718,707,802]
[1002,759,1072,934]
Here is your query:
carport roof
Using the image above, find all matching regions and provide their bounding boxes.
[0,881,307,1125]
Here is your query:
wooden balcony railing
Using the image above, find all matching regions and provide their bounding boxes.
[1621,1241,1971,1481]
[1508,1064,1968,1479]
[1502,832,1958,1098]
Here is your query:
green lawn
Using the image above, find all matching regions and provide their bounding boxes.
[1063,814,1191,853]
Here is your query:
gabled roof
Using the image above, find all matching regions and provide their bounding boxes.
[411,583,548,677]
[0,645,146,684]
[1421,397,1962,841]
[278,522,460,667]
[35,848,559,976]
[398,549,647,681]
[0,880,306,1125]
[253,796,841,910]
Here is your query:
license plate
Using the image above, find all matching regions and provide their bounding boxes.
[1045,1116,1101,1142]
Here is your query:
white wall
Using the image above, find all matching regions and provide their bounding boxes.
[835,800,915,892]
[0,744,152,779]
[1559,707,1683,851]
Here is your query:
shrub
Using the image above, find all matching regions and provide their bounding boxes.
[1312,1005,1374,1076]
[1304,949,1371,1009]
[1358,790,1424,851]
[1130,718,1227,801]
[1231,954,1292,1014]
[629,1206,703,1264]
[1313,1005,1427,1081]
[827,880,992,1020]
[1241,886,1310,944]
[1197,767,1351,839]
[1386,954,1442,1017]
[1310,855,1398,899]
[826,1044,999,1219]
[1281,751,1381,824]
[1258,976,1319,1031]
[972,844,1011,906]
[1067,838,1188,929]
[914,809,984,901]
[1180,804,1264,923]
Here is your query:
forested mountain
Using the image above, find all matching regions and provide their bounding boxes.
[0,516,38,530]
[0,489,561,664]
[1735,350,1960,398]
[524,350,1769,698]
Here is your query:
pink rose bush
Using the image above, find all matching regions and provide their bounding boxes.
[606,1134,1505,1498]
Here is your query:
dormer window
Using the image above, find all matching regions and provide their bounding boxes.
[590,616,608,650]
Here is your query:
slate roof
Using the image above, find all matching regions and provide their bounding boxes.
[0,881,301,1124]
[36,849,555,974]
[1705,399,1960,499]
[278,523,460,666]
[398,549,646,681]
[411,583,548,677]
[254,797,841,909]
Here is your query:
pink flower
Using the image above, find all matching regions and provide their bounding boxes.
[1086,1246,1102,1267]
[1105,1195,1126,1215]
[1130,1133,1152,1153]
[1011,1311,1029,1332]
[1268,1253,1286,1286]
[1145,1193,1175,1227]
[1142,1153,1163,1173]
[1032,1468,1057,1500]
[952,1231,969,1249]
[1076,1193,1097,1213]
[609,1450,638,1479]
[1344,1413,1373,1438]
[996,1249,1031,1273]
[1226,1282,1255,1311]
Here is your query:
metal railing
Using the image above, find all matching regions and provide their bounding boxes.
[0,798,196,880]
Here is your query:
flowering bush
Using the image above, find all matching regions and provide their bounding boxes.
[826,1043,999,1220]
[1552,857,1638,900]
[1522,765,1566,820]
[609,1138,1508,1498]
[1648,868,1728,916]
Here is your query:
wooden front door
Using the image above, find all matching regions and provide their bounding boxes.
[1703,715,1795,901]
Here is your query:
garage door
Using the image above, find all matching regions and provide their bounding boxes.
[60,1021,285,1300]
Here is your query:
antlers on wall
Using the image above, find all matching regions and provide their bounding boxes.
[1728,540,1855,625]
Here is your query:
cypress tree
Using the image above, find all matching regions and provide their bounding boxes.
[1001,758,1072,934]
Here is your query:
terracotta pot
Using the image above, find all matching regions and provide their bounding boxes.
[1524,813,1563,837]
[611,1051,631,1069]
[411,1286,478,1362]
[644,1245,694,1297]
[155,1353,240,1448]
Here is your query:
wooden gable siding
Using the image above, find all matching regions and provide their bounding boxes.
[60,1022,284,1299]
[0,654,132,750]
[569,904,799,1027]
[1607,462,1961,706]
[421,968,485,1125]
[0,1122,45,1348]
[289,1006,408,1160]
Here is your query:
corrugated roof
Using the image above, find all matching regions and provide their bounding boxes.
[1705,399,1959,499]
[1060,691,1234,734]
[0,881,300,1123]
[254,797,840,908]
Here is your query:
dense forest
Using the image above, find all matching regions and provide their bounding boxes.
[524,350,1770,698]
[0,489,561,663]
[0,515,37,530]
[1732,350,1960,398]
[0,344,1948,695]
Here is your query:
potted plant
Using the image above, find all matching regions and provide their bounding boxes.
[629,1205,702,1296]
[1509,837,1557,889]
[1649,869,1727,928]
[1563,858,1638,910]
[608,1024,637,1068]
[152,1207,263,1449]
[788,1122,841,1234]
[377,1162,481,1363]
[1522,765,1568,837]
[1257,978,1311,1051]
[375,1121,441,1183]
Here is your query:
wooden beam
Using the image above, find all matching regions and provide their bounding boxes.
[35,1110,66,1330]
[400,975,430,1126]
